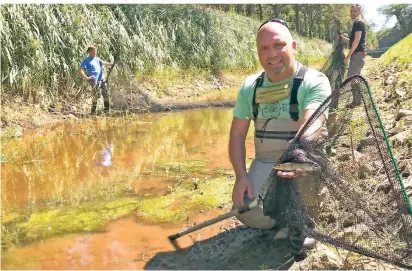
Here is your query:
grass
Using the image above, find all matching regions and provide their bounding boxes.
[295,35,332,70]
[370,33,412,99]
[380,33,412,69]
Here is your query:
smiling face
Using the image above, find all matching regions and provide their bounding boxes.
[256,22,296,82]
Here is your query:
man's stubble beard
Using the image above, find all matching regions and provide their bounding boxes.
[268,65,286,77]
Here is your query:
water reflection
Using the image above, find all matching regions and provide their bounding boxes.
[93,128,115,170]
[1,108,255,214]
[93,143,114,167]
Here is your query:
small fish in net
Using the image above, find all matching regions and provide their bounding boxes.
[259,74,412,269]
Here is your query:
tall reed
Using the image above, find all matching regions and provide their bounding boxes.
[1,4,332,102]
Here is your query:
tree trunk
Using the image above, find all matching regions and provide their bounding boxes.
[246,4,255,17]
[236,4,243,15]
[258,4,263,21]
[303,6,308,36]
[308,6,314,37]
[272,4,285,18]
[295,5,300,34]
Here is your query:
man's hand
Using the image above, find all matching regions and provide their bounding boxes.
[344,56,350,66]
[338,35,349,44]
[103,61,114,68]
[277,168,306,178]
[79,67,93,81]
[232,176,254,207]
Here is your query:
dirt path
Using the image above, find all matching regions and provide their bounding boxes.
[145,223,293,270]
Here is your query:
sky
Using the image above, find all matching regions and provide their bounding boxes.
[362,4,398,32]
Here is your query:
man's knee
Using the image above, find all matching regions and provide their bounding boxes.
[347,65,361,78]
[234,196,276,229]
[235,208,276,229]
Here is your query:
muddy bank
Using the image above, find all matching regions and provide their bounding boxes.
[145,222,294,270]
[0,87,237,137]
[74,98,236,118]
[116,100,236,113]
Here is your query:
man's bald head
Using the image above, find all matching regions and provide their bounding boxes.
[256,21,297,82]
[257,22,293,42]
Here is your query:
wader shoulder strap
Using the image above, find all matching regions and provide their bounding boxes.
[290,65,308,122]
[252,72,265,121]
[252,66,308,121]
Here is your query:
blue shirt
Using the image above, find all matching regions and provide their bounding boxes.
[80,56,104,81]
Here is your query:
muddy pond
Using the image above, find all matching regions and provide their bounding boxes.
[2,108,283,270]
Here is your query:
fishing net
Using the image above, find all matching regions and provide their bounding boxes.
[259,74,412,269]
[320,36,346,111]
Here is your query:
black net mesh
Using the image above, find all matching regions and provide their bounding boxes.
[320,37,346,111]
[320,37,346,91]
[259,75,412,269]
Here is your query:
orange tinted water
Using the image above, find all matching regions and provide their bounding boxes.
[2,108,255,212]
[1,212,239,270]
[1,108,255,269]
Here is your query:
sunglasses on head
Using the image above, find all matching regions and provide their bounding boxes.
[351,4,362,10]
[258,18,290,31]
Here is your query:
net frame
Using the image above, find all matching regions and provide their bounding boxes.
[258,74,412,269]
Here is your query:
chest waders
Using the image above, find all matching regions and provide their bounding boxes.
[236,65,308,229]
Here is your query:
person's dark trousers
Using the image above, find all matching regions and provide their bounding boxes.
[104,101,110,113]
[91,102,97,115]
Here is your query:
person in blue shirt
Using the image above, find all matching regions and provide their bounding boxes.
[79,46,113,114]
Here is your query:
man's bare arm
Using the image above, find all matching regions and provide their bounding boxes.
[78,67,91,80]
[346,31,362,58]
[102,61,113,67]
[229,117,251,179]
[229,117,255,206]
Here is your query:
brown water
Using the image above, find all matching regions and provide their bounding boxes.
[1,108,255,269]
[1,213,239,270]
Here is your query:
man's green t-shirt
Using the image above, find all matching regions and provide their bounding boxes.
[233,64,331,120]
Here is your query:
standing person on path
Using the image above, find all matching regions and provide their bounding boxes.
[79,46,113,114]
[339,4,367,108]
[229,18,331,251]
